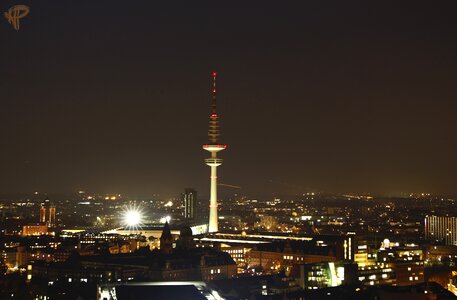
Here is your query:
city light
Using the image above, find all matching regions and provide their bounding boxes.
[124,210,141,227]
[160,215,171,223]
[121,205,144,230]
[3,2,456,299]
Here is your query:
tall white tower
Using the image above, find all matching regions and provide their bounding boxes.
[203,72,226,233]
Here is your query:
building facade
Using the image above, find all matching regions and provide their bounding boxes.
[425,215,457,245]
[22,224,49,236]
[183,188,197,220]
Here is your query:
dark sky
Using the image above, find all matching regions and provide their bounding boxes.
[0,1,456,197]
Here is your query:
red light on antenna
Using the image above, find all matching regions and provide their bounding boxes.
[212,72,217,76]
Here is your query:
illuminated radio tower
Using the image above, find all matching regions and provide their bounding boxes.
[203,72,227,233]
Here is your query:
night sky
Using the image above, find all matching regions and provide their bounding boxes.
[1,1,456,197]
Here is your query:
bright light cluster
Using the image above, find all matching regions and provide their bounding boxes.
[160,216,171,224]
[121,205,144,230]
[124,209,141,226]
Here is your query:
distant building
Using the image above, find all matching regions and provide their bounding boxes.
[424,244,457,262]
[425,215,457,245]
[1,250,16,269]
[392,261,425,286]
[247,240,338,273]
[23,198,56,236]
[22,224,48,236]
[30,259,145,284]
[183,188,197,220]
[221,245,249,268]
[39,198,56,227]
[357,242,425,287]
[1,247,29,268]
[292,261,358,289]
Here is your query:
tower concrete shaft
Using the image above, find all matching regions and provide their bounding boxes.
[204,150,224,232]
[203,72,226,233]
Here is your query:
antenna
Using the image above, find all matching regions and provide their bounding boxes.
[211,71,217,115]
[208,71,220,143]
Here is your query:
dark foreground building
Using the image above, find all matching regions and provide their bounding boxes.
[26,225,236,299]
[97,281,222,300]
[30,247,236,284]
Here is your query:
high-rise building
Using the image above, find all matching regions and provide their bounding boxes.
[203,72,227,233]
[183,188,197,220]
[39,198,56,227]
[425,215,457,245]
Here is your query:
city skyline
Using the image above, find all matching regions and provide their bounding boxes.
[0,1,456,197]
[2,2,457,299]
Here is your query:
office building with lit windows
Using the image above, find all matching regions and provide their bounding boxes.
[425,215,457,245]
[293,261,358,290]
[183,188,197,220]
